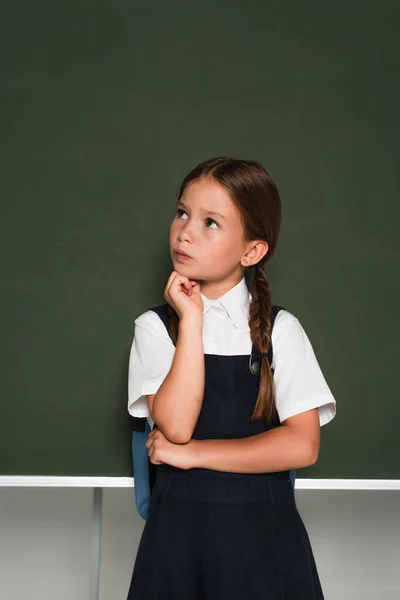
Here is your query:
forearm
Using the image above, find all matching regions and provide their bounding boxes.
[190,425,318,473]
[152,316,205,444]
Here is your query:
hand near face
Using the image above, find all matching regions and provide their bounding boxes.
[163,270,203,321]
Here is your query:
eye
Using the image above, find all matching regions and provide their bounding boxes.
[176,209,219,229]
[205,217,219,229]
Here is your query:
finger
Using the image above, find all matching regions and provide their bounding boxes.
[164,270,180,296]
[191,281,201,295]
[164,272,177,301]
[149,448,161,465]
[149,454,163,465]
[165,272,191,299]
[181,279,191,294]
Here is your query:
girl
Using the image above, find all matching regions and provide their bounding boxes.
[127,157,336,599]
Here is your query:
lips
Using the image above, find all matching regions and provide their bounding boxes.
[175,250,191,258]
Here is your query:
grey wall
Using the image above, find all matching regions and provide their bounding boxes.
[0,488,399,599]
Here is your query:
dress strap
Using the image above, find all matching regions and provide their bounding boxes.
[147,302,171,331]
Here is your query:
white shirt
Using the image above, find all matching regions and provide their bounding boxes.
[128,276,336,430]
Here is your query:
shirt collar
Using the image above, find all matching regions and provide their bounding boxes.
[200,276,251,330]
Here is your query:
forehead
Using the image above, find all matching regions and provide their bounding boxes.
[180,178,236,215]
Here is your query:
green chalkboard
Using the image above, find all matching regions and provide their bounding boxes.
[1,1,399,479]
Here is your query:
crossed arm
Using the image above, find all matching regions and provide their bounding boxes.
[188,408,320,472]
[148,387,320,472]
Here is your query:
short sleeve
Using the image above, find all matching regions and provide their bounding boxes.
[127,310,176,426]
[271,310,336,427]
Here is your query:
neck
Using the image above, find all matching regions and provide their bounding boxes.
[199,272,245,300]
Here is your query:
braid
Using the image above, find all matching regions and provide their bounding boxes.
[249,266,278,423]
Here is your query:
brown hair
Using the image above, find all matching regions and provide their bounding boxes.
[167,157,282,423]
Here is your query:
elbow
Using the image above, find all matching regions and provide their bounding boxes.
[150,397,195,444]
[306,442,320,467]
[152,418,193,444]
[167,431,193,445]
[307,452,318,468]
[164,424,193,444]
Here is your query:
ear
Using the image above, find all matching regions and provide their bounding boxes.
[243,239,269,266]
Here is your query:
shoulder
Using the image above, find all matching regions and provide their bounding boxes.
[134,307,163,328]
[272,308,302,342]
[134,304,171,340]
[271,307,314,359]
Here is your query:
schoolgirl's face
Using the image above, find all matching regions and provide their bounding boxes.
[169,178,248,285]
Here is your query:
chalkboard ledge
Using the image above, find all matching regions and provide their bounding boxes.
[0,477,399,490]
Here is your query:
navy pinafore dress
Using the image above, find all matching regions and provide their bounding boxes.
[127,304,324,600]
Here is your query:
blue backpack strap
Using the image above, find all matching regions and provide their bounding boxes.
[131,304,170,520]
[131,415,152,520]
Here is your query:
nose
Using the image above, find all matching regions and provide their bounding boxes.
[178,220,194,243]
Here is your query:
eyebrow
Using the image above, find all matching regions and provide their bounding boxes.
[177,200,226,221]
